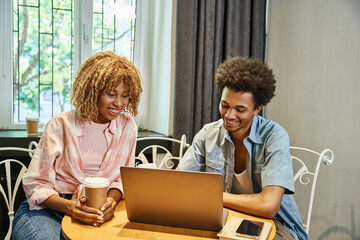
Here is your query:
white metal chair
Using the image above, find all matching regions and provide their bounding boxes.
[135,135,190,169]
[0,141,37,240]
[290,146,334,235]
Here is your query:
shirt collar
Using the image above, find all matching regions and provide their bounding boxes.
[219,119,232,145]
[247,115,263,144]
[71,111,83,137]
[107,118,117,135]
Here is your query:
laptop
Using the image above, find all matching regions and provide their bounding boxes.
[120,166,226,231]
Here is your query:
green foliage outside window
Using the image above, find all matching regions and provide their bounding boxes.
[13,0,136,124]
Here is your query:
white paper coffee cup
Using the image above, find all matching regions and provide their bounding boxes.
[84,177,110,209]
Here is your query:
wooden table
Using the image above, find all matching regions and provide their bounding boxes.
[62,201,276,240]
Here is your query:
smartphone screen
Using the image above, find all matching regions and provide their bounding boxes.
[235,219,264,239]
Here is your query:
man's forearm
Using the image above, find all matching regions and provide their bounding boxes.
[223,186,284,219]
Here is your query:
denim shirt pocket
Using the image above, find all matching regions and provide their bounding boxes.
[252,155,265,192]
[205,152,225,173]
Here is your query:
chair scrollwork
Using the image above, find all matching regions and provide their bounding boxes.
[290,146,334,235]
[135,135,190,169]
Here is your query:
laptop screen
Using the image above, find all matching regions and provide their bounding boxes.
[120,166,224,231]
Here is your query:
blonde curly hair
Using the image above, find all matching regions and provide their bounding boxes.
[71,51,142,122]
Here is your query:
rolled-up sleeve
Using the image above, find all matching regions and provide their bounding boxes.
[261,127,294,194]
[23,118,64,209]
[178,129,207,171]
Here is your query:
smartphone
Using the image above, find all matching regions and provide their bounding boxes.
[235,219,264,239]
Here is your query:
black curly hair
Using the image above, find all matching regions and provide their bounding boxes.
[215,57,276,108]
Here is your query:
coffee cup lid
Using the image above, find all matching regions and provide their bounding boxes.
[26,117,40,121]
[84,177,109,188]
[137,163,157,169]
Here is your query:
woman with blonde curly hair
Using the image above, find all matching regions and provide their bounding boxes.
[12,51,143,240]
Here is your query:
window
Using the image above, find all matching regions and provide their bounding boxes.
[1,0,173,135]
[92,0,135,57]
[1,0,136,128]
[12,0,75,123]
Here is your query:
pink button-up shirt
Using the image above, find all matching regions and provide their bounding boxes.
[23,110,137,209]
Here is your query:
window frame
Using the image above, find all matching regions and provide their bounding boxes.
[0,0,15,130]
[0,0,92,130]
[0,0,173,135]
[0,0,134,130]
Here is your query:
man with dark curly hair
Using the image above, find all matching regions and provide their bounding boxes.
[178,57,308,240]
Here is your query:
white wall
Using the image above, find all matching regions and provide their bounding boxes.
[266,0,360,239]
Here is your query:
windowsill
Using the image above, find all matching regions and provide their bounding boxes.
[0,129,166,143]
[0,129,165,139]
[0,130,168,156]
[0,130,42,150]
[0,130,43,139]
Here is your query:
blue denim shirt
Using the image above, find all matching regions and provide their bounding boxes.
[178,115,309,240]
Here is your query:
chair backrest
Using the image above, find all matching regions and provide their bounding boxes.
[0,141,37,240]
[290,147,334,235]
[135,135,190,169]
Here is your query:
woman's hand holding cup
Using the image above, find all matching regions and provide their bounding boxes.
[70,197,104,226]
